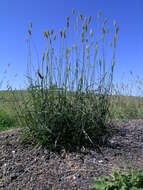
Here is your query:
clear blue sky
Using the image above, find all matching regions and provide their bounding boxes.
[0,0,143,89]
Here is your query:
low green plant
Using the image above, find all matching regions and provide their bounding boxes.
[12,9,118,150]
[94,168,143,190]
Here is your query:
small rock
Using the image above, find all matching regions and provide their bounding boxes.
[98,160,103,163]
[12,150,15,154]
[44,149,48,154]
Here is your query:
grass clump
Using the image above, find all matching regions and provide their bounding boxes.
[13,10,118,150]
[94,168,143,190]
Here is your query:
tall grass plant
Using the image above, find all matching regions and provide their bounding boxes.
[12,10,118,150]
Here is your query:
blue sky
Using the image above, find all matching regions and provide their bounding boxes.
[0,0,143,89]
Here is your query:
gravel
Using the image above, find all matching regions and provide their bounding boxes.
[0,120,143,190]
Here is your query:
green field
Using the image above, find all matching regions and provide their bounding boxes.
[1,90,143,132]
[0,90,27,131]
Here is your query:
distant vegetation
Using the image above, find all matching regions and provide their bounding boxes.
[0,110,15,131]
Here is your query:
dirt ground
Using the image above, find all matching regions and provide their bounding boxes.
[0,120,143,190]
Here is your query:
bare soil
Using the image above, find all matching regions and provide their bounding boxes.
[0,120,143,190]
